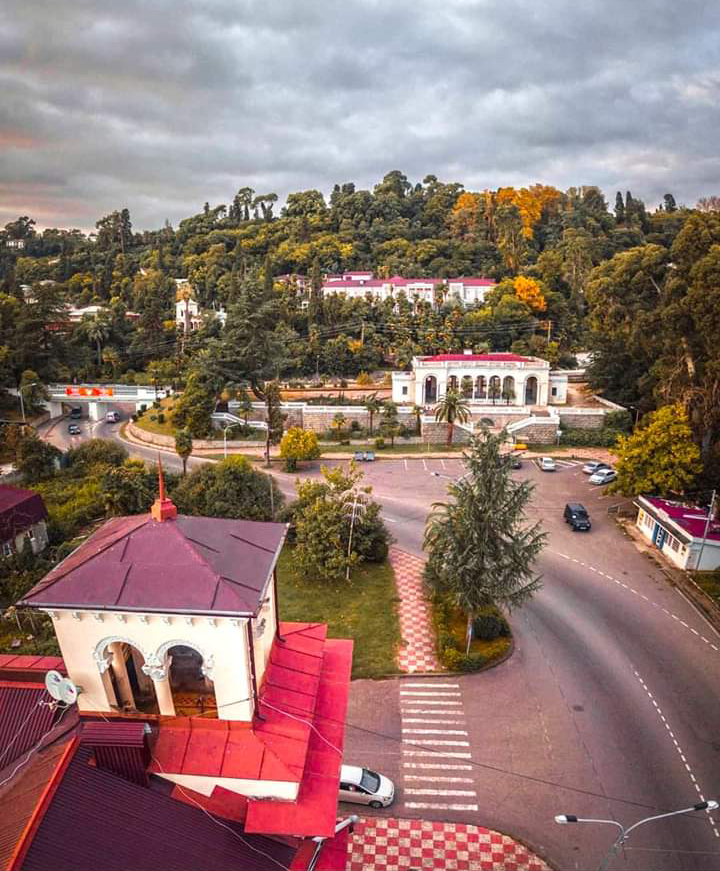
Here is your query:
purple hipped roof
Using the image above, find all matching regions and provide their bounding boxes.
[0,486,48,541]
[19,514,287,617]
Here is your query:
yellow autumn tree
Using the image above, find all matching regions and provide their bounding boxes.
[514,276,546,311]
[449,192,482,240]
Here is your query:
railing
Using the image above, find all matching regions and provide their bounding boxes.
[211,412,268,430]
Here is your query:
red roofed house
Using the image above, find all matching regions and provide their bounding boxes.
[321,272,496,307]
[0,471,354,870]
[0,486,49,559]
[635,496,720,570]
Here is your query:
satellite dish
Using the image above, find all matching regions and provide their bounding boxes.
[45,671,79,706]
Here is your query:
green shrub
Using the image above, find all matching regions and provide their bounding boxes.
[472,609,510,640]
[350,420,361,431]
[559,426,622,447]
[374,437,385,449]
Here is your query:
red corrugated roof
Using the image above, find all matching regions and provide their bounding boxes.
[20,515,287,618]
[642,497,720,541]
[0,687,58,770]
[419,353,533,362]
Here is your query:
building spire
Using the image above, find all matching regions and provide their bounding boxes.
[151,454,177,522]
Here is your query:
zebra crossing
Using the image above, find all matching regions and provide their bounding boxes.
[398,681,479,813]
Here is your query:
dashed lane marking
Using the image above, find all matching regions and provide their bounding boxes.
[403,459,408,471]
[402,762,473,771]
[422,458,427,471]
[399,690,462,697]
[404,775,474,783]
[402,750,473,759]
[403,683,459,688]
[552,550,718,652]
[410,739,470,746]
[633,668,720,839]
[402,729,468,735]
[402,719,467,724]
[405,788,477,797]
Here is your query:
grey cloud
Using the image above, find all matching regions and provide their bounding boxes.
[1,0,719,230]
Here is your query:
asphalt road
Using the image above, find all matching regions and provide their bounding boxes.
[40,411,720,870]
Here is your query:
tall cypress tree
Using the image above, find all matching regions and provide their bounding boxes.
[614,191,625,224]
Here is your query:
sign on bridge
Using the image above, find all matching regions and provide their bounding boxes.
[65,386,114,397]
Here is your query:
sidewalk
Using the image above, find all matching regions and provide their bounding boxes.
[389,549,441,673]
[346,817,550,871]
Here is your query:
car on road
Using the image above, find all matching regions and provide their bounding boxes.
[589,467,617,485]
[105,410,121,423]
[540,457,556,472]
[582,460,610,475]
[68,423,82,435]
[338,765,395,809]
[510,455,522,469]
[563,502,592,531]
[69,406,82,419]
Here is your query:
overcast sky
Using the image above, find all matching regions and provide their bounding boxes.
[2,0,719,231]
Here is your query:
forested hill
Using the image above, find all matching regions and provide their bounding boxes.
[1,172,719,481]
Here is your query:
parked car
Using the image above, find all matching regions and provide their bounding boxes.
[510,455,522,469]
[540,457,556,472]
[105,410,121,423]
[68,423,81,435]
[338,765,395,809]
[69,406,82,419]
[589,468,617,485]
[564,502,592,531]
[582,461,610,475]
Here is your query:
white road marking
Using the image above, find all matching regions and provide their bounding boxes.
[440,459,446,469]
[404,459,408,471]
[400,700,462,706]
[402,750,472,759]
[403,683,459,687]
[633,668,719,839]
[405,788,477,797]
[405,802,479,811]
[384,517,398,523]
[400,690,462,697]
[402,729,468,736]
[401,708,463,714]
[401,719,467,725]
[404,775,474,783]
[402,762,473,771]
[410,739,470,746]
[422,458,427,471]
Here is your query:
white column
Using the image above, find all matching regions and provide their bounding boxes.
[109,642,134,708]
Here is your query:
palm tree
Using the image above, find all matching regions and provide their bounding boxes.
[434,390,470,446]
[364,393,382,436]
[411,404,424,436]
[81,316,111,367]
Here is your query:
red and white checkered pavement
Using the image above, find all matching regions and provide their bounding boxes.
[390,549,441,673]
[346,817,550,871]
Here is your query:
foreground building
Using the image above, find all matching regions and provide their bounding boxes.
[0,474,352,870]
[635,496,720,571]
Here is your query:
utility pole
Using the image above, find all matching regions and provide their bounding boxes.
[547,320,552,345]
[346,495,360,582]
[696,489,717,571]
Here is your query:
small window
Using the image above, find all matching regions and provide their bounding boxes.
[551,387,557,396]
[26,528,36,541]
[402,386,408,396]
[1,542,12,557]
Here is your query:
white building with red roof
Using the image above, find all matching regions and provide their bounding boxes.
[392,350,568,408]
[321,272,495,307]
[14,471,354,866]
[635,496,720,570]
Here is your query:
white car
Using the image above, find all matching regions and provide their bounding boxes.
[105,410,121,423]
[589,468,617,485]
[582,461,609,475]
[339,765,395,809]
[540,457,556,472]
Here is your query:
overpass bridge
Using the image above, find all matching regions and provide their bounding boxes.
[43,384,169,420]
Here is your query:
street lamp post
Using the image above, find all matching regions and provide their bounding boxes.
[18,381,39,424]
[555,800,718,871]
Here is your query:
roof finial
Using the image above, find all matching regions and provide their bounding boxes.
[151,454,177,522]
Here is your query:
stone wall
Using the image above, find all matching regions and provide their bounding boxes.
[420,421,473,444]
[127,422,265,450]
[557,411,606,429]
[512,422,559,443]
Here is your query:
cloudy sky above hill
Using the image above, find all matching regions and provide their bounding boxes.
[2,0,719,230]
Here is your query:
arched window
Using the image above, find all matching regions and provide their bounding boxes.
[158,642,216,718]
[95,638,158,714]
[474,376,486,400]
[448,375,459,392]
[460,375,474,398]
[489,376,502,405]
[502,376,515,405]
[424,375,437,404]
[525,376,538,405]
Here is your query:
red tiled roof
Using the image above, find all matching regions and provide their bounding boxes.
[19,515,287,617]
[447,277,496,286]
[642,497,720,542]
[0,658,65,681]
[0,489,47,543]
[419,353,533,362]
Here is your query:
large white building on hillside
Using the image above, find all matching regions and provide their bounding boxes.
[322,272,495,307]
[392,351,569,408]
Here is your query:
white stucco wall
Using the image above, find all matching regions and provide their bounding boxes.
[45,608,255,721]
[4,520,48,557]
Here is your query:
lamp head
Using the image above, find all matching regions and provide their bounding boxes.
[554,815,578,824]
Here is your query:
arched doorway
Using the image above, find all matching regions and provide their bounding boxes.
[95,638,158,714]
[162,643,216,717]
[524,376,538,405]
[424,375,437,404]
[447,375,459,393]
[502,376,515,405]
[474,376,486,400]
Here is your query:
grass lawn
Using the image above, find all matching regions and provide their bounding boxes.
[692,570,720,606]
[276,547,401,679]
[134,397,176,436]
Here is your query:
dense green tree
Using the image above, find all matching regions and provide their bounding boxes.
[172,456,281,520]
[171,372,215,437]
[424,429,545,651]
[174,429,193,476]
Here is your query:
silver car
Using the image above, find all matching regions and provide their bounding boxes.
[589,467,617,485]
[339,765,395,809]
[582,461,609,475]
[540,457,556,472]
